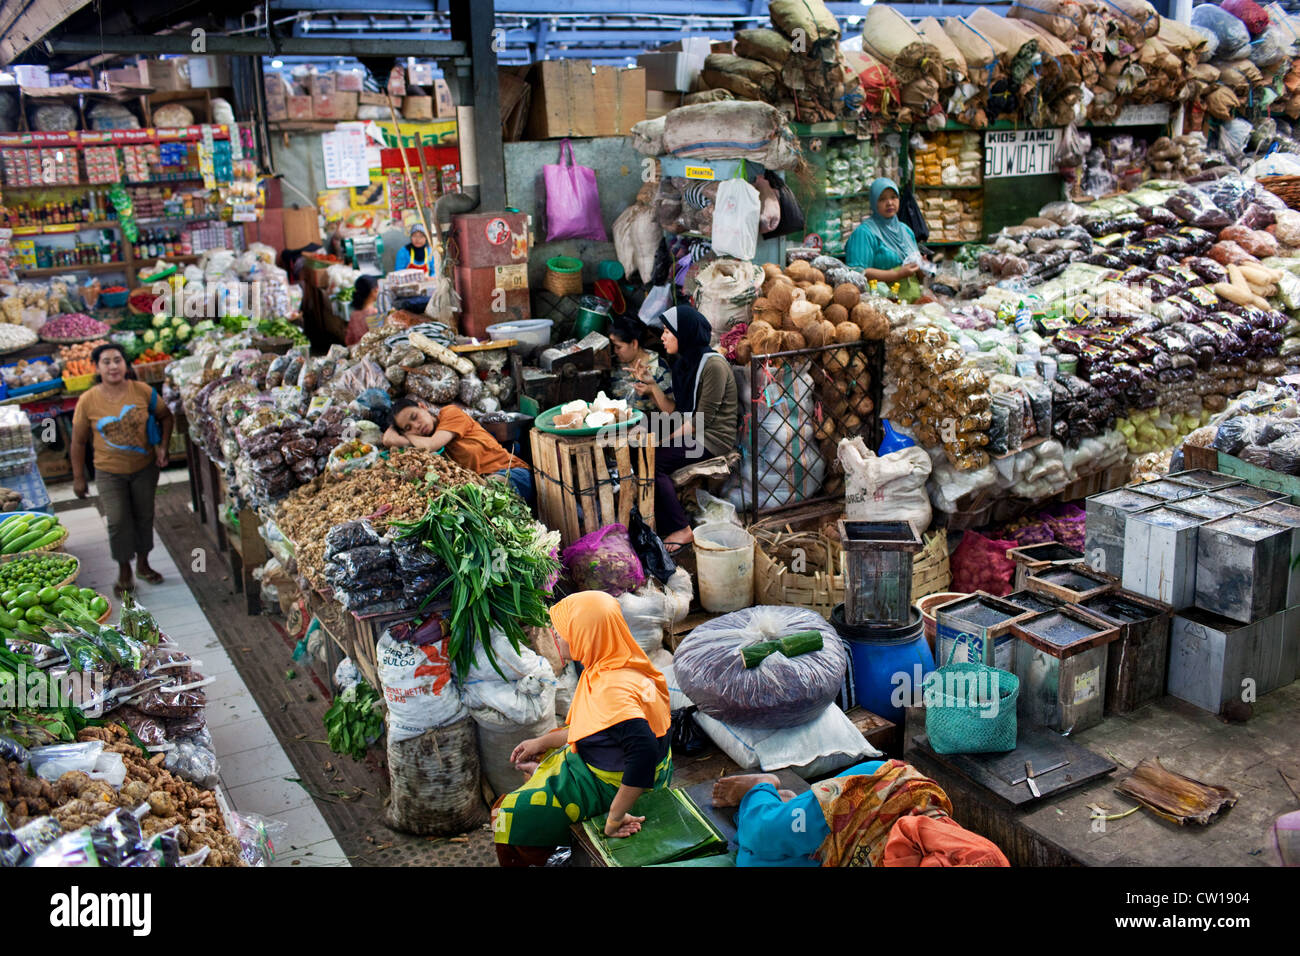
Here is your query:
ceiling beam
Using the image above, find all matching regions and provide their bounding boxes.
[44,32,467,58]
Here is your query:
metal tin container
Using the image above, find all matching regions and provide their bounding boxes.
[1133,477,1203,501]
[1011,607,1120,733]
[1080,590,1172,715]
[1026,565,1116,604]
[1084,487,1164,578]
[1002,589,1066,616]
[1007,542,1084,591]
[1214,483,1290,509]
[1168,609,1291,713]
[1246,502,1300,687]
[1122,505,1203,609]
[934,592,1026,671]
[1167,469,1241,492]
[1166,493,1242,522]
[1194,514,1291,624]
[837,519,924,626]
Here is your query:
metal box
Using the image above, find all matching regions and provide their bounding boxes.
[1133,477,1203,501]
[1002,589,1066,616]
[1084,487,1164,578]
[1122,505,1203,609]
[454,265,530,339]
[1011,607,1120,733]
[838,519,924,626]
[1167,469,1241,492]
[1026,565,1115,604]
[1246,501,1300,607]
[1080,590,1172,715]
[1194,514,1291,624]
[449,211,529,268]
[1166,493,1242,522]
[934,592,1026,671]
[1007,542,1084,591]
[1168,609,1291,713]
[1213,483,1289,509]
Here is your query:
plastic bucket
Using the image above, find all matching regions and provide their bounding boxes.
[693,522,754,613]
[832,603,933,725]
[918,591,968,655]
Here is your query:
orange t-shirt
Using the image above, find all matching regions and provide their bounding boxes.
[436,405,522,475]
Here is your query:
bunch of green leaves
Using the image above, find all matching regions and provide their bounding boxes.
[0,646,87,744]
[118,594,161,646]
[256,317,309,346]
[390,482,560,678]
[323,680,384,761]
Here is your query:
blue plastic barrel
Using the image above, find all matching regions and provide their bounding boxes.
[831,603,934,725]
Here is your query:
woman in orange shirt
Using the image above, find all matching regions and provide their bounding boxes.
[345,275,380,346]
[382,396,534,505]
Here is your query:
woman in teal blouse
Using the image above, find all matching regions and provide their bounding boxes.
[845,178,925,289]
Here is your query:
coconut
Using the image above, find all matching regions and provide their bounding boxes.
[762,262,783,279]
[796,280,813,290]
[824,303,849,325]
[833,283,861,310]
[801,320,828,348]
[809,268,826,284]
[767,282,794,312]
[835,321,862,343]
[788,299,823,329]
[783,330,806,350]
[853,302,889,339]
[806,283,834,307]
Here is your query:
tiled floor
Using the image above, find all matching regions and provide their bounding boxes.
[58,501,349,867]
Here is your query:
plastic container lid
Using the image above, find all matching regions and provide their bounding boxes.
[546,256,582,274]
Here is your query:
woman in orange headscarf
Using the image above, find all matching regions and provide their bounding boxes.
[493,591,673,866]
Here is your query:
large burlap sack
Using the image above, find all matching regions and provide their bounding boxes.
[384,715,487,835]
[736,29,793,69]
[661,100,800,170]
[862,6,944,85]
[1008,0,1086,40]
[769,0,840,44]
[942,16,1001,70]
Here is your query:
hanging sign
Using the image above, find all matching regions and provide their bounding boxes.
[983,129,1060,179]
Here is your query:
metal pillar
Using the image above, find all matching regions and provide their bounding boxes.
[450,0,506,211]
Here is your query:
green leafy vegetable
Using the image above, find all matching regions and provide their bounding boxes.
[323,680,384,761]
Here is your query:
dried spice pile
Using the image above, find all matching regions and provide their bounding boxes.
[2,724,243,866]
[277,448,483,586]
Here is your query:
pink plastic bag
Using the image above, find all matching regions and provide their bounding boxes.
[561,524,646,596]
[1221,0,1269,37]
[950,530,1017,597]
[544,140,606,242]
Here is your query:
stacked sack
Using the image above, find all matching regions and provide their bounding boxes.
[862,6,948,130]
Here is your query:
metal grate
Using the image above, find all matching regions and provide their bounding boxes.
[744,340,884,523]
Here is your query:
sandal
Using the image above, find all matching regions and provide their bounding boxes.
[136,569,164,585]
[664,541,688,556]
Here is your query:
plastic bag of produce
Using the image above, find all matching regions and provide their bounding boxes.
[673,605,847,729]
[616,569,693,655]
[378,631,465,741]
[1211,415,1265,454]
[460,627,556,725]
[950,530,1017,597]
[1190,4,1251,58]
[561,524,646,596]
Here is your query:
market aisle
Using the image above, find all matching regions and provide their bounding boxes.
[56,500,350,867]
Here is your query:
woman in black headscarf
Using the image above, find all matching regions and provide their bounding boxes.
[634,305,739,551]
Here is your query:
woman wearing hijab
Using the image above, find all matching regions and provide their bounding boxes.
[712,759,1009,867]
[634,304,739,551]
[845,178,927,296]
[494,592,673,867]
[394,223,431,273]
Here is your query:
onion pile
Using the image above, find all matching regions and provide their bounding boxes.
[38,313,109,341]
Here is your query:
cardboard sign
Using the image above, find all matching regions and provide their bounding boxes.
[984,129,1060,179]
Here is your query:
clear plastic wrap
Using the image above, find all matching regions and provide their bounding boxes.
[672,605,847,729]
[1268,433,1300,475]
[560,524,646,597]
[324,520,381,559]
[1211,415,1265,453]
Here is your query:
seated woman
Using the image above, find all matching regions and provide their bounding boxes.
[635,305,739,553]
[494,591,673,867]
[845,178,928,301]
[609,314,672,414]
[345,275,381,346]
[383,396,534,506]
[713,759,1009,867]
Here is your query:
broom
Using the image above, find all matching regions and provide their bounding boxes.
[415,131,460,325]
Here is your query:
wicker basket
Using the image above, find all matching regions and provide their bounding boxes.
[753,507,950,617]
[0,550,80,588]
[544,256,583,297]
[1259,175,1300,210]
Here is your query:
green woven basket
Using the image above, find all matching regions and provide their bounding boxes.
[923,659,1019,755]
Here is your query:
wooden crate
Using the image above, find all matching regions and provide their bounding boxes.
[911,528,951,599]
[530,428,656,548]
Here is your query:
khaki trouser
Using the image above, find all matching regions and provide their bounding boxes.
[97,462,159,563]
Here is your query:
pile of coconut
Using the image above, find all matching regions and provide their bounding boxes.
[737,260,890,363]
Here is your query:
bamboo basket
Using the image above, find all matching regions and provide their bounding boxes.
[544,256,584,297]
[0,550,80,588]
[1259,175,1300,210]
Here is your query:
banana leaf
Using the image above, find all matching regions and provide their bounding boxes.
[582,789,726,868]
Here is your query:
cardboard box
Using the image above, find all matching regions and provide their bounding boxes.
[527,61,646,138]
[13,65,49,88]
[335,69,364,93]
[310,70,336,96]
[409,62,435,86]
[358,90,392,107]
[312,92,357,121]
[264,75,289,121]
[286,96,314,121]
[433,78,455,118]
[141,58,189,92]
[402,95,433,121]
[645,89,683,120]
[187,56,231,88]
[102,65,141,87]
[637,40,710,93]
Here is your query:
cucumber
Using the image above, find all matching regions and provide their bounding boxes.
[4,530,46,554]
[0,520,30,545]
[0,513,28,531]
[25,518,53,537]
[26,530,63,551]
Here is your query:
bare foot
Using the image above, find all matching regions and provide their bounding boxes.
[712,773,781,808]
[663,528,694,554]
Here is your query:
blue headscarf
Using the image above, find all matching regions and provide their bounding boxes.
[863,177,919,264]
[661,305,714,414]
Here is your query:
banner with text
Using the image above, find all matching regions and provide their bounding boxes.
[984,129,1061,179]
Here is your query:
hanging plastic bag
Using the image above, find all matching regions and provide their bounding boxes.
[711,177,761,260]
[543,139,606,241]
[639,284,672,323]
[627,505,677,583]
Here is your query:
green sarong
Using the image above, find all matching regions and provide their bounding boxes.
[493,746,673,847]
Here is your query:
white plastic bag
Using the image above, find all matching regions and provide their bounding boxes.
[693,705,880,779]
[29,741,104,781]
[639,284,672,323]
[711,178,761,260]
[838,436,932,529]
[649,648,694,711]
[694,258,764,334]
[377,632,465,742]
[695,489,741,527]
[460,628,556,726]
